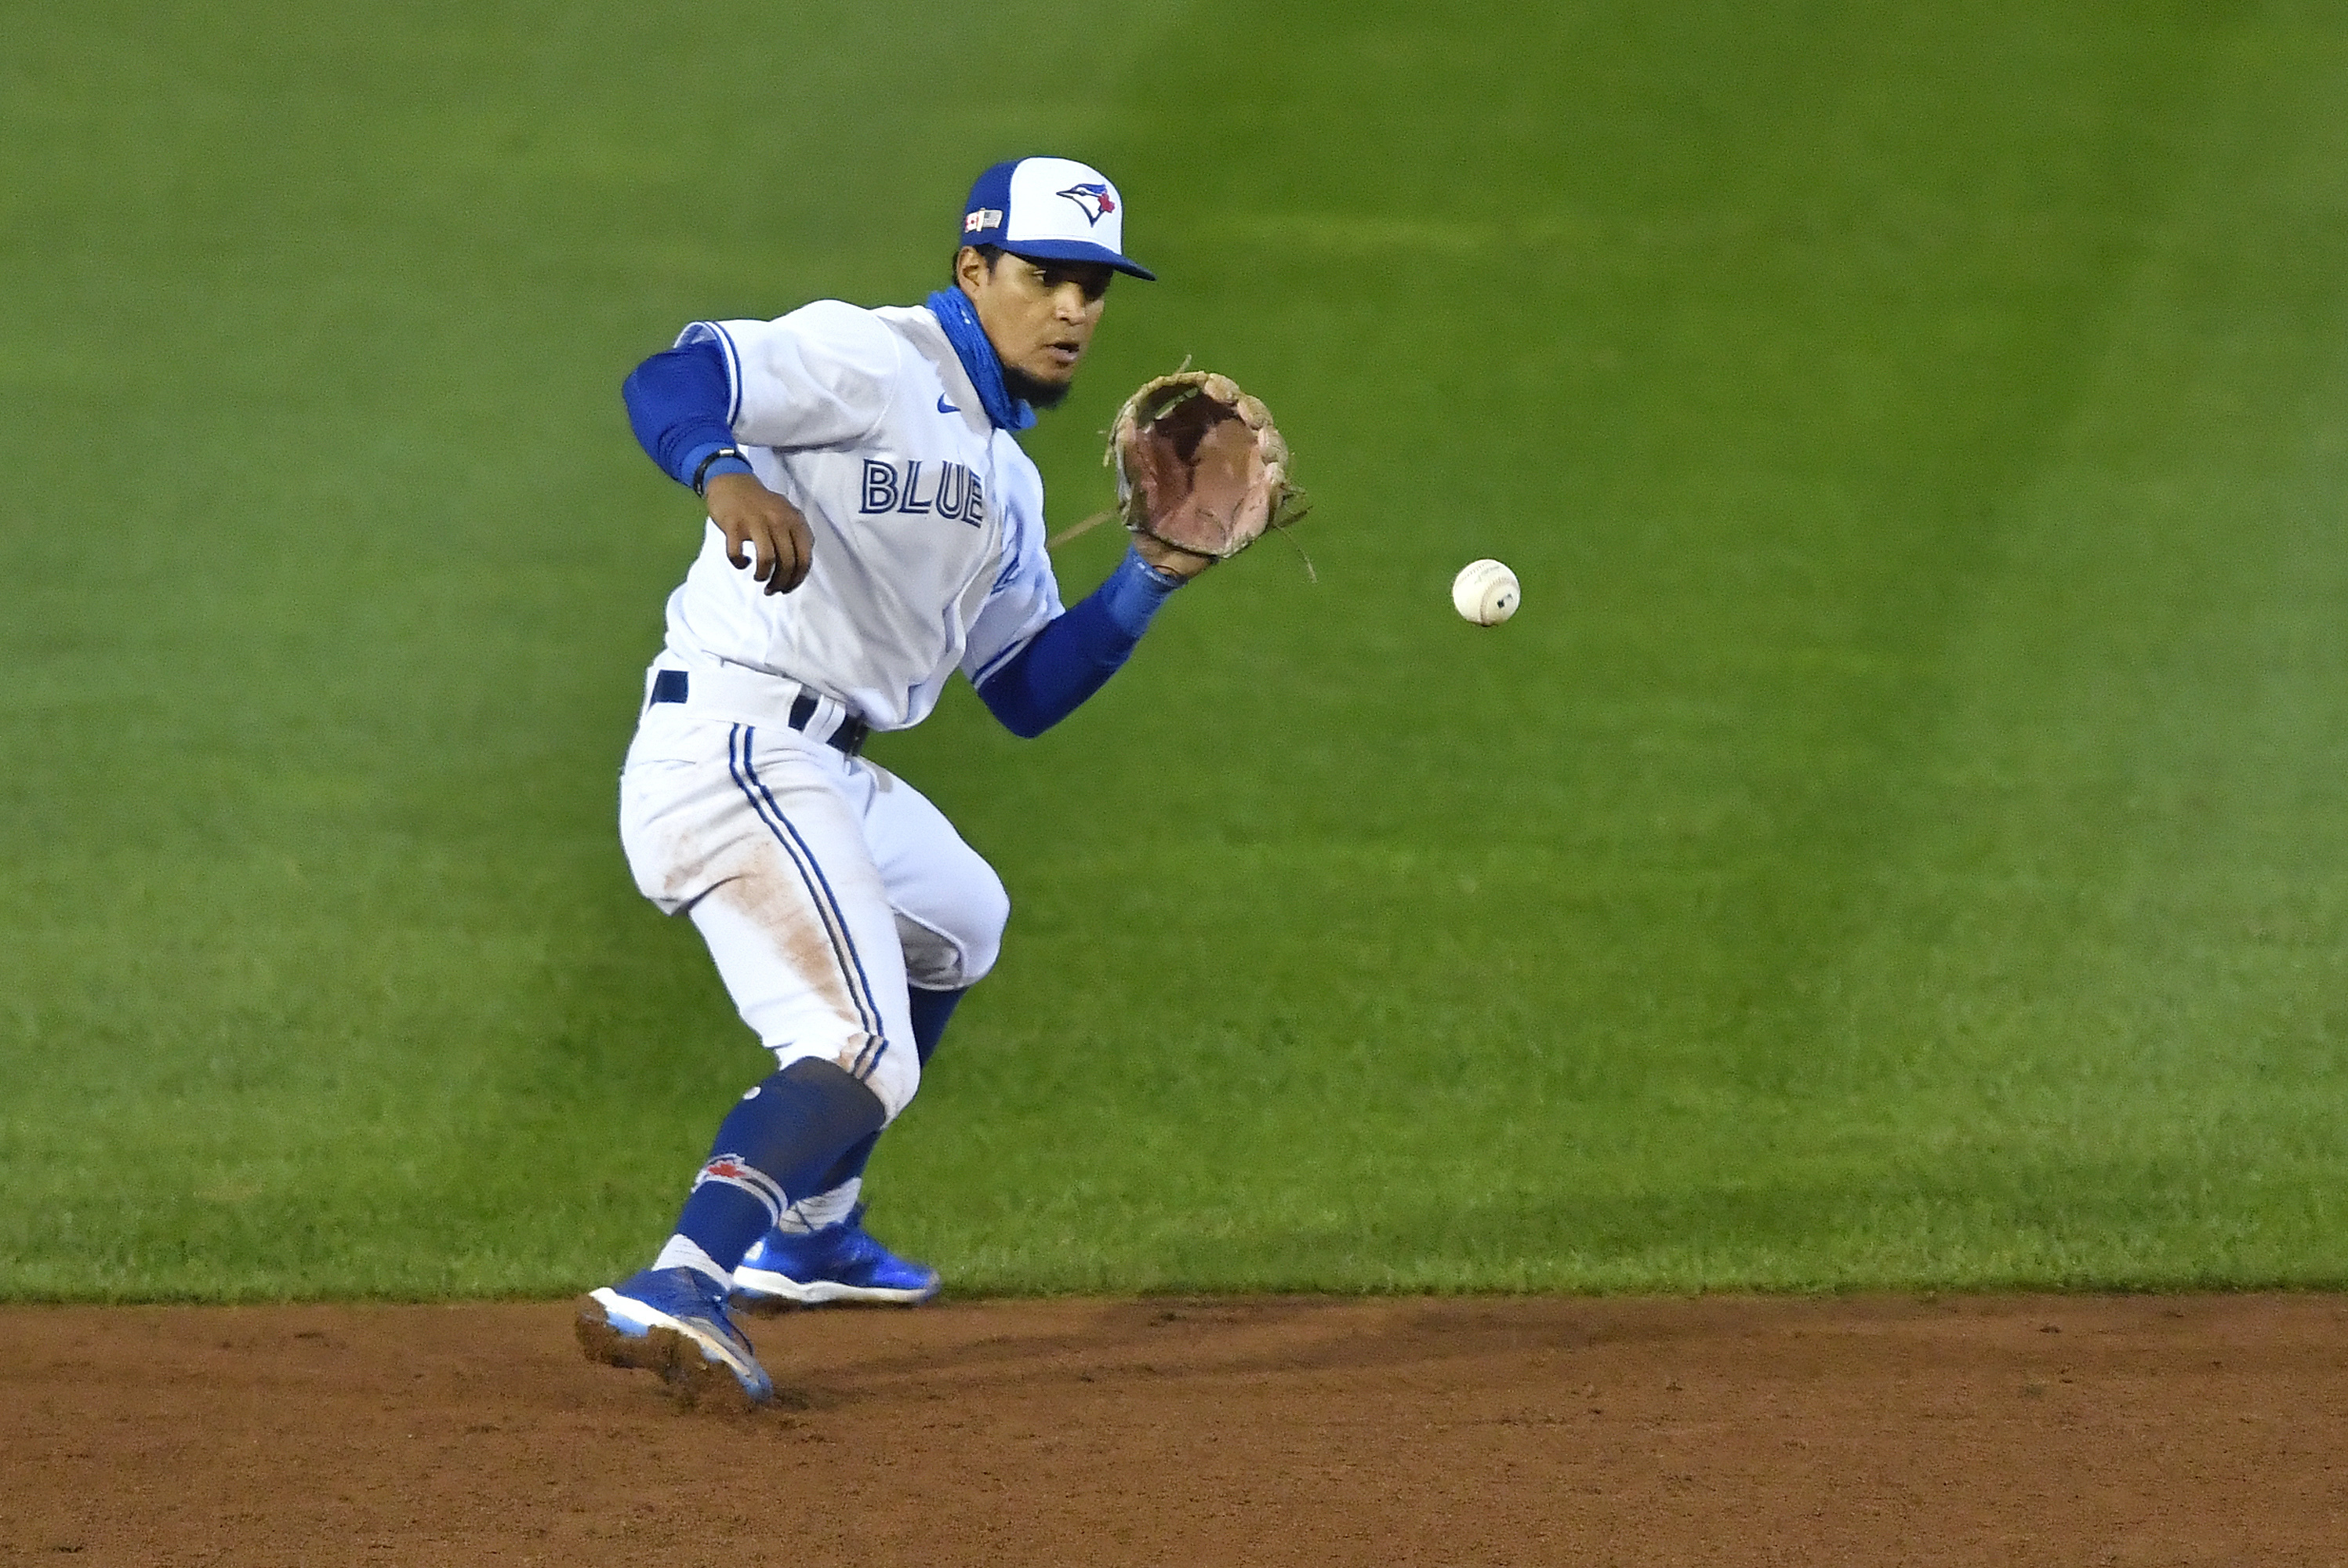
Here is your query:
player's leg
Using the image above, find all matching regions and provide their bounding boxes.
[579,716,920,1402]
[733,760,1009,1308]
[729,985,964,1308]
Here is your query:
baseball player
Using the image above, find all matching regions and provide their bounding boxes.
[576,157,1206,1405]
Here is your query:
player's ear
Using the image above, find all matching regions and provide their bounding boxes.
[953,245,991,300]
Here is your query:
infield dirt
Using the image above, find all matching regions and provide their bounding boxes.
[4,1294,2343,1565]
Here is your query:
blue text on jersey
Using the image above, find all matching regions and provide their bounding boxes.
[862,459,985,527]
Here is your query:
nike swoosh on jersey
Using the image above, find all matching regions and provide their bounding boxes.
[936,394,960,414]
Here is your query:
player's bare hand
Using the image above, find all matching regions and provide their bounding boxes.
[1130,532,1216,580]
[706,471,814,594]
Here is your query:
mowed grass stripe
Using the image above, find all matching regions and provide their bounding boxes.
[1790,2,2348,1287]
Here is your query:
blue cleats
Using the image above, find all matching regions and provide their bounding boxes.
[732,1205,942,1308]
[576,1265,775,1409]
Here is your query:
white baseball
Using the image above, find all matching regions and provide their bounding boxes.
[1451,558,1520,626]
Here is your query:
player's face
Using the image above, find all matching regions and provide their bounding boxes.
[959,249,1113,391]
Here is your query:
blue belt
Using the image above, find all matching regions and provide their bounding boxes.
[649,669,869,757]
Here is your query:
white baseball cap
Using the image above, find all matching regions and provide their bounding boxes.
[958,157,1156,281]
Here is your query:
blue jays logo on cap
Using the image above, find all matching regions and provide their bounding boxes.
[959,157,1156,281]
[1057,182,1116,226]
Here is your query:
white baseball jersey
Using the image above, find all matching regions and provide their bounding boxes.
[659,301,1063,730]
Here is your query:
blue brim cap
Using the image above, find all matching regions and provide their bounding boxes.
[999,237,1157,281]
[960,157,1156,281]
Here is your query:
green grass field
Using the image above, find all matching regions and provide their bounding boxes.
[4,0,2346,1300]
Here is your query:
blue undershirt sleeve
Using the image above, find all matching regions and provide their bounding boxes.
[975,546,1186,738]
[622,338,753,490]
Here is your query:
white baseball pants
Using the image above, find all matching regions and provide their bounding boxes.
[619,697,1008,1123]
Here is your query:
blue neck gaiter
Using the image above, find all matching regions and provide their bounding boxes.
[926,288,1036,433]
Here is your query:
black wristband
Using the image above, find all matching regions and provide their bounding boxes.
[690,446,746,496]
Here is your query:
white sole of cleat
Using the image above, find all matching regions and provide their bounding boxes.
[731,1265,938,1308]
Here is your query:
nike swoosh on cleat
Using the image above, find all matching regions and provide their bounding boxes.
[936,395,960,413]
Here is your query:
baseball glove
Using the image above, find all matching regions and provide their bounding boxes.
[1105,371,1308,560]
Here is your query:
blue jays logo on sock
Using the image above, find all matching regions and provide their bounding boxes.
[695,1152,787,1213]
[1057,182,1116,226]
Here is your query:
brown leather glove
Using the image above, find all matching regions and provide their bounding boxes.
[1105,372,1309,560]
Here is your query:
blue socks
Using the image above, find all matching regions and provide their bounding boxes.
[670,989,968,1277]
[672,1058,886,1275]
[909,985,966,1067]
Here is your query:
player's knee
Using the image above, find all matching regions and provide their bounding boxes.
[898,862,1009,990]
[764,1034,921,1126]
[954,867,1011,982]
[865,1039,921,1125]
